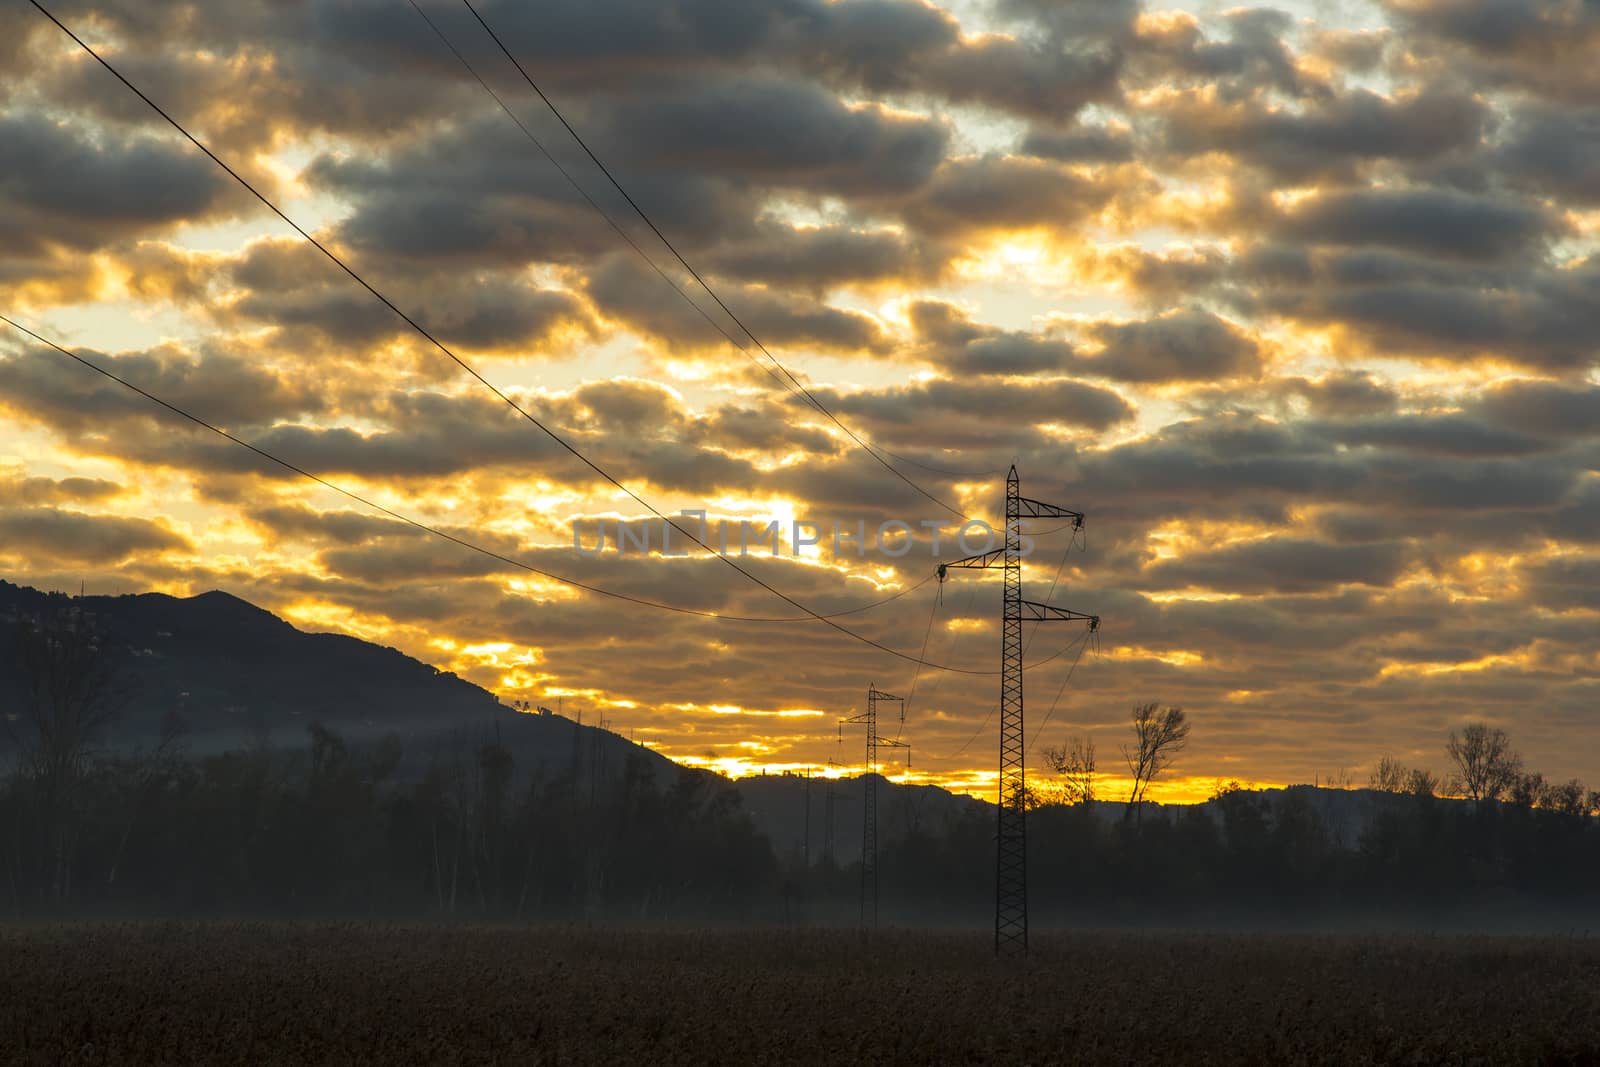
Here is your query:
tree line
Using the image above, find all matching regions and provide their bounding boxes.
[3,606,1597,923]
[1,606,774,918]
[1044,703,1598,819]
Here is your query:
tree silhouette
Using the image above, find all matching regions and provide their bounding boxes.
[1370,756,1408,793]
[1045,734,1097,805]
[1122,703,1190,821]
[1445,724,1521,804]
[6,604,129,903]
[1404,768,1439,798]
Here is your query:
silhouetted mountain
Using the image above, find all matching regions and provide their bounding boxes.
[0,579,674,785]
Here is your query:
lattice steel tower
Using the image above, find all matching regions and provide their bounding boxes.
[839,685,909,927]
[939,466,1097,956]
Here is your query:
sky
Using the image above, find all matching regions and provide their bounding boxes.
[1,0,1597,803]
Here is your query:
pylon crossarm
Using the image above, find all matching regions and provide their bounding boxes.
[1018,601,1099,626]
[1015,497,1085,523]
[939,549,1005,576]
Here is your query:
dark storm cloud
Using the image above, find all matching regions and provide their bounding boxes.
[1545,481,1600,544]
[898,155,1117,240]
[121,379,791,502]
[1142,538,1410,594]
[317,536,523,584]
[599,76,948,197]
[701,222,943,291]
[469,0,1130,121]
[572,379,689,436]
[937,332,1075,376]
[0,507,191,563]
[1084,244,1233,303]
[0,339,322,433]
[1313,510,1414,546]
[308,113,764,269]
[0,113,234,257]
[1156,87,1488,181]
[999,0,1140,36]
[689,405,839,458]
[225,241,598,353]
[1020,123,1136,164]
[1242,249,1600,371]
[1315,413,1550,458]
[1383,0,1598,56]
[1475,379,1600,438]
[1380,0,1600,102]
[906,28,1122,122]
[1132,7,1315,98]
[1278,188,1563,263]
[0,471,123,506]
[1289,372,1399,418]
[1060,410,1590,547]
[583,256,888,354]
[245,504,423,548]
[906,302,1076,376]
[1306,26,1392,71]
[1491,102,1600,205]
[815,377,1135,435]
[1368,454,1580,512]
[1,333,851,501]
[1066,415,1357,521]
[1522,556,1600,612]
[1078,309,1262,383]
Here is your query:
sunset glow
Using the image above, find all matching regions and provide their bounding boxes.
[3,0,1597,804]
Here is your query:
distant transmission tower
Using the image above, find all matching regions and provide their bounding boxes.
[822,756,839,868]
[840,685,910,927]
[802,765,813,869]
[939,466,1098,956]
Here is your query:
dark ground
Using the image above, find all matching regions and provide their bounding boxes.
[2,924,1598,1064]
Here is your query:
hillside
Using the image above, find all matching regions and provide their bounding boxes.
[0,580,1524,860]
[0,580,672,785]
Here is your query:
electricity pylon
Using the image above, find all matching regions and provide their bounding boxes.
[822,755,840,868]
[839,685,910,927]
[801,765,813,869]
[938,465,1098,956]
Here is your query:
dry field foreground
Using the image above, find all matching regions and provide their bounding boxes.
[1,924,1598,1064]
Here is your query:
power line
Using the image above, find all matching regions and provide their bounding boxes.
[895,581,942,740]
[25,0,978,674]
[1025,628,1097,758]
[6,310,1082,686]
[0,312,930,626]
[877,451,1006,478]
[918,523,1084,760]
[403,0,773,383]
[911,630,1094,764]
[454,0,968,521]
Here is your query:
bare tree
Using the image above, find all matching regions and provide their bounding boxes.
[5,604,129,903]
[1508,771,1548,809]
[1369,756,1408,793]
[1122,703,1190,821]
[1445,723,1521,804]
[105,707,188,890]
[1404,768,1439,797]
[1544,779,1588,817]
[1044,734,1097,806]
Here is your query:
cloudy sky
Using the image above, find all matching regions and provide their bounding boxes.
[2,0,1597,800]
